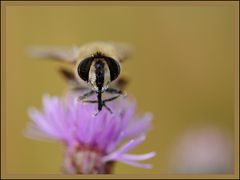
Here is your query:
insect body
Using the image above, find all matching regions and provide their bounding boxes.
[29,42,131,114]
[77,52,122,113]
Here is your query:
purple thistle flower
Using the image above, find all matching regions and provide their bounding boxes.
[25,94,155,174]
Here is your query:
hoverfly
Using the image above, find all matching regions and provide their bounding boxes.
[29,42,132,115]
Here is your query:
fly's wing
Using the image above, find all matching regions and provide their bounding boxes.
[28,46,80,63]
[28,45,89,90]
[28,42,132,63]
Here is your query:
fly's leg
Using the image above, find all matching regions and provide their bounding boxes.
[105,88,127,97]
[103,103,113,114]
[77,90,95,101]
[103,94,122,102]
[81,94,121,104]
[92,103,113,116]
[81,94,121,114]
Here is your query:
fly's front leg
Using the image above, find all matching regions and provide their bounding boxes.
[103,94,122,102]
[81,95,120,113]
[105,88,127,97]
[81,95,121,104]
[81,94,122,115]
[81,99,113,115]
[81,99,98,103]
[72,86,89,92]
[77,90,95,101]
[101,95,122,113]
[103,103,113,114]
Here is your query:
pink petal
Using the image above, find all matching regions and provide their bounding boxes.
[102,135,145,162]
[121,152,156,161]
[117,157,153,169]
[123,113,152,139]
[28,108,59,137]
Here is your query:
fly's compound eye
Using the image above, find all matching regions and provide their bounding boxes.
[105,58,120,81]
[77,57,93,81]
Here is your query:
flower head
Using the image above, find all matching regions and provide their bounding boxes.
[26,94,155,174]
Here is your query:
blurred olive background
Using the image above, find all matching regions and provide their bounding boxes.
[5,4,236,174]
